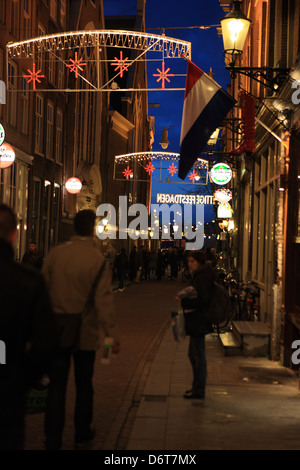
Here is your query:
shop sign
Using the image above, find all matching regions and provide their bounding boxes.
[65,177,82,194]
[210,163,232,185]
[0,142,15,169]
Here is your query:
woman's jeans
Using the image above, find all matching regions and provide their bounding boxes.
[188,336,207,396]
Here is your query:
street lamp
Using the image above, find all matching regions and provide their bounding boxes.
[221,1,290,91]
[220,1,251,56]
[159,127,170,150]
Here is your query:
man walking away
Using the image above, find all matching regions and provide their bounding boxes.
[0,204,56,450]
[114,247,129,291]
[104,243,117,280]
[43,210,119,450]
[129,246,138,281]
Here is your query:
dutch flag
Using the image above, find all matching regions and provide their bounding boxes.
[179,59,236,180]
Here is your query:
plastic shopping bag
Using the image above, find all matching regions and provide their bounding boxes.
[171,307,186,342]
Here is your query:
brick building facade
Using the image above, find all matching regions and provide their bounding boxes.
[220,0,300,366]
[0,0,151,259]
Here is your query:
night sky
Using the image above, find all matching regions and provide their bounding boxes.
[103,0,230,222]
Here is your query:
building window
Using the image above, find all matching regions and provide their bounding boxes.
[59,0,66,27]
[8,61,17,127]
[48,53,55,85]
[38,23,45,36]
[51,184,61,246]
[37,24,46,71]
[21,77,29,134]
[0,0,6,23]
[56,109,63,162]
[58,56,64,89]
[23,0,31,38]
[31,179,41,246]
[46,101,54,158]
[0,161,16,207]
[10,0,19,38]
[35,94,44,154]
[50,0,57,22]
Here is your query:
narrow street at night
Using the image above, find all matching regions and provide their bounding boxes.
[24,278,300,451]
[1,0,300,457]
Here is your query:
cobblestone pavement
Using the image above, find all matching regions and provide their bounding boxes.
[24,277,182,450]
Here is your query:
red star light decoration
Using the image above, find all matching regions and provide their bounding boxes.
[168,163,178,177]
[188,169,198,184]
[66,52,87,79]
[111,51,132,78]
[122,166,133,180]
[23,63,45,90]
[144,162,155,175]
[153,62,174,89]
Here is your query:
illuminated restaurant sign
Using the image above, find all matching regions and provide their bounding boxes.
[210,163,232,185]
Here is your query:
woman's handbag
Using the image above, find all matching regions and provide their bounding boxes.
[171,306,186,342]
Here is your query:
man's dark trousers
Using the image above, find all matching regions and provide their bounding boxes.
[45,349,95,449]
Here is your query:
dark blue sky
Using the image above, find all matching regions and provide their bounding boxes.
[103,0,230,221]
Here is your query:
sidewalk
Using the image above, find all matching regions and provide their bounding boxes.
[126,328,300,450]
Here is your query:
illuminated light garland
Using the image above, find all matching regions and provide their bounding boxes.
[115,152,208,169]
[153,61,174,89]
[66,52,87,78]
[168,162,178,176]
[7,30,192,60]
[122,166,133,180]
[23,63,45,90]
[110,51,132,78]
[188,169,199,184]
[144,162,155,175]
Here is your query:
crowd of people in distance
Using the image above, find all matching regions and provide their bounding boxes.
[104,244,218,291]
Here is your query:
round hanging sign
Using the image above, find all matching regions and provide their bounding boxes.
[0,124,5,146]
[65,177,82,194]
[210,163,232,185]
[214,188,232,203]
[0,142,15,169]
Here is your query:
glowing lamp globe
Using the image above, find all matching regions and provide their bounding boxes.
[0,143,15,169]
[220,1,251,55]
[65,177,82,194]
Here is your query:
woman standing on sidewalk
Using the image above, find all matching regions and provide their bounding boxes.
[175,251,215,399]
